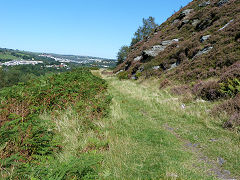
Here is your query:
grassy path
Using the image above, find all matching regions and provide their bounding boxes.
[99,74,240,180]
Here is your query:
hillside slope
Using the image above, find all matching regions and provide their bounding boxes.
[116,0,240,82]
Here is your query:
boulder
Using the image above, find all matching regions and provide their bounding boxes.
[217,0,229,6]
[144,45,166,57]
[116,70,123,75]
[133,56,142,62]
[172,19,180,25]
[181,9,194,16]
[200,35,211,42]
[199,1,211,7]
[152,66,160,70]
[218,19,234,31]
[139,66,144,72]
[169,63,177,70]
[192,19,200,26]
[193,46,213,58]
[161,39,179,46]
[178,20,190,29]
[178,9,194,20]
[143,39,179,57]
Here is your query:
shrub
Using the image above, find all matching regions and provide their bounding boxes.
[192,80,221,101]
[220,78,240,97]
[223,113,240,129]
[117,71,128,80]
[213,94,240,129]
[170,85,191,95]
[219,61,240,83]
[213,94,240,116]
[135,71,142,79]
[159,79,172,89]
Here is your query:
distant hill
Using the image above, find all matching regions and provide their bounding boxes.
[0,48,116,68]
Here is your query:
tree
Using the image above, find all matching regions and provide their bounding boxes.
[130,16,158,46]
[116,45,130,65]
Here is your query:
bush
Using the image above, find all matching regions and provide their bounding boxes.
[192,80,221,101]
[171,85,191,95]
[213,94,240,129]
[117,71,128,80]
[220,78,240,97]
[159,79,172,89]
[219,61,240,83]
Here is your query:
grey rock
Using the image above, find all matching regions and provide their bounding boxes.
[199,1,211,7]
[144,45,166,57]
[172,19,180,25]
[178,20,190,29]
[209,138,218,142]
[139,66,144,72]
[194,47,213,58]
[161,39,179,46]
[200,35,211,42]
[217,0,229,6]
[116,70,123,75]
[219,19,234,31]
[192,19,200,26]
[178,9,194,20]
[133,56,142,62]
[143,39,179,57]
[181,9,194,16]
[169,63,177,70]
[152,66,160,70]
[218,157,225,166]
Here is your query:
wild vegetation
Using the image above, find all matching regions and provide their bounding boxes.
[0,68,111,179]
[100,73,240,179]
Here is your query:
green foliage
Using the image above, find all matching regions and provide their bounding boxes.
[220,78,240,97]
[135,71,142,79]
[116,45,130,65]
[117,71,128,80]
[131,16,158,46]
[0,68,111,179]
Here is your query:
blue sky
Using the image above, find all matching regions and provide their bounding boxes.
[0,0,192,59]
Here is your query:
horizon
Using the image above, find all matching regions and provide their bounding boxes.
[1,0,192,59]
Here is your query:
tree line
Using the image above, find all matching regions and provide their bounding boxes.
[116,16,158,65]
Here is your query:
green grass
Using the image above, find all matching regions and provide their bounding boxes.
[1,69,239,179]
[0,52,17,60]
[100,74,240,179]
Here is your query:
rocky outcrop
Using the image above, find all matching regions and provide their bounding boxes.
[143,39,179,57]
[193,46,213,58]
[199,1,211,7]
[192,19,200,26]
[218,19,234,31]
[200,35,211,42]
[152,66,160,70]
[133,56,142,62]
[217,0,229,6]
[178,9,194,20]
